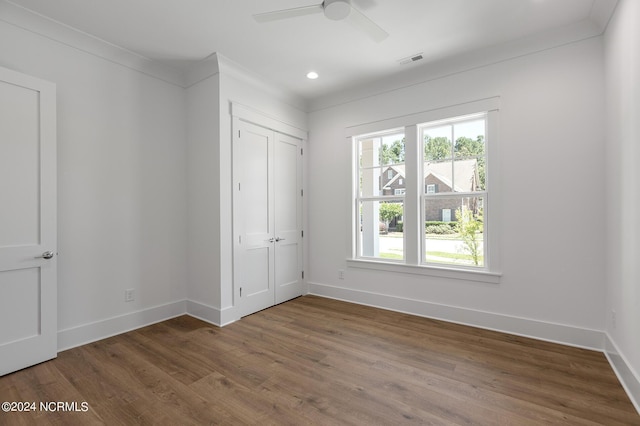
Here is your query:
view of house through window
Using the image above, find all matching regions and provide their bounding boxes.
[355,112,488,269]
[421,115,486,267]
[357,130,405,260]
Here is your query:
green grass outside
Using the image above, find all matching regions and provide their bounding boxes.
[426,251,483,262]
[379,252,403,260]
[378,250,483,264]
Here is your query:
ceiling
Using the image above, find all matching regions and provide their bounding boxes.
[5,0,617,103]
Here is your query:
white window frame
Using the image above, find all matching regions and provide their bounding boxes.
[426,184,436,194]
[347,98,501,284]
[394,188,406,195]
[354,128,406,262]
[420,112,488,269]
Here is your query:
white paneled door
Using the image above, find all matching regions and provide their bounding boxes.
[233,118,303,317]
[273,131,303,305]
[0,66,57,376]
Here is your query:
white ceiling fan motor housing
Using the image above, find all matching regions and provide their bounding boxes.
[324,0,351,21]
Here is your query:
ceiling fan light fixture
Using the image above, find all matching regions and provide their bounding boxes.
[253,0,387,43]
[323,0,351,21]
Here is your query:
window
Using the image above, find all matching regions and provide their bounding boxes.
[353,107,496,276]
[421,114,487,267]
[356,129,405,260]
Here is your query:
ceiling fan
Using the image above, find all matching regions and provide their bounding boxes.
[253,0,389,43]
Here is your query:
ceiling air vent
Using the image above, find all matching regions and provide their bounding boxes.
[397,53,424,65]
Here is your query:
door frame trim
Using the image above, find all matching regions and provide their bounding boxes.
[231,102,308,141]
[231,103,307,318]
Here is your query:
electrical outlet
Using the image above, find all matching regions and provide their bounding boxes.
[611,310,616,329]
[338,269,345,280]
[125,289,135,302]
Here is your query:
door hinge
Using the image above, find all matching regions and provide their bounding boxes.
[238,182,241,191]
[239,235,242,244]
[301,271,304,279]
[301,230,304,238]
[240,287,242,297]
[301,189,303,197]
[301,148,303,156]
[238,130,241,138]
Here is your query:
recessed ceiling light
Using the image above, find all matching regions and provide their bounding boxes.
[306,71,319,80]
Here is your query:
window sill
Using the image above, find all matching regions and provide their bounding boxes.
[346,258,501,284]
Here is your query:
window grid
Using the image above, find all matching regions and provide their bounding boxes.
[354,112,490,271]
[355,129,406,261]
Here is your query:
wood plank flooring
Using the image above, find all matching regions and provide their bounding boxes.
[1,295,638,425]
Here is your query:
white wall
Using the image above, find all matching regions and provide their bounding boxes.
[186,72,221,313]
[0,19,188,349]
[307,37,606,348]
[604,0,640,410]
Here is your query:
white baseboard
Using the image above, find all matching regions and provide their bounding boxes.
[186,300,220,325]
[185,300,239,327]
[605,334,640,414]
[57,300,188,351]
[307,282,605,351]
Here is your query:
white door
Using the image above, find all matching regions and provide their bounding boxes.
[274,132,303,304]
[0,66,57,376]
[234,120,276,316]
[233,119,303,317]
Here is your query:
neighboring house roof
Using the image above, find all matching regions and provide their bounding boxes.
[381,159,478,192]
[382,165,405,189]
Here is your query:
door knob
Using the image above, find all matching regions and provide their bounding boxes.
[35,251,55,259]
[275,237,285,242]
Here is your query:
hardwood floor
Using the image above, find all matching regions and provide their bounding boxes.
[1,295,638,425]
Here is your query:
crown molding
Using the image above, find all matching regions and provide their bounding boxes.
[590,0,619,32]
[0,0,185,87]
[183,52,220,88]
[308,18,604,112]
[217,53,308,112]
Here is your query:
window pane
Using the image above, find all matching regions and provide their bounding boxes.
[424,160,454,194]
[359,165,409,197]
[423,125,453,194]
[423,118,486,194]
[359,166,382,197]
[424,196,484,267]
[453,119,486,191]
[378,133,405,165]
[359,200,404,260]
[359,132,405,197]
[423,125,453,162]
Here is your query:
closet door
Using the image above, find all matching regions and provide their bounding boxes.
[233,118,303,317]
[274,132,303,304]
[234,120,275,317]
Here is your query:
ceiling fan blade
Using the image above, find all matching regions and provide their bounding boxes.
[253,4,323,23]
[345,6,389,43]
